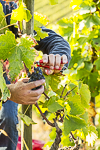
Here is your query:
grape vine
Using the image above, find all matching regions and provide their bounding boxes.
[0,0,99,149]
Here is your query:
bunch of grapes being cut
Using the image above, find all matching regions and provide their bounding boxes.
[28,67,45,90]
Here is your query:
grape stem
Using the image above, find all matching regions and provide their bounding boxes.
[35,102,55,127]
[70,131,76,140]
[43,92,50,99]
[64,86,77,99]
[60,84,67,98]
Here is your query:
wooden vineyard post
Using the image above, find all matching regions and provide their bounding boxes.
[21,0,34,149]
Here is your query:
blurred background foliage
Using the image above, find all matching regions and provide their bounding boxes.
[34,0,73,25]
[34,0,100,149]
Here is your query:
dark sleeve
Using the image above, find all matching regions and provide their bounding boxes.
[35,26,71,67]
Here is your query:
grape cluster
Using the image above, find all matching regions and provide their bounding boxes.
[28,67,45,90]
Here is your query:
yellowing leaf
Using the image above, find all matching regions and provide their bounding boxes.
[0,3,8,34]
[34,12,49,26]
[11,2,32,22]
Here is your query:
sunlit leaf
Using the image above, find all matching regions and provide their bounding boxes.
[68,100,85,116]
[64,115,86,135]
[11,2,32,22]
[0,3,8,34]
[79,83,91,108]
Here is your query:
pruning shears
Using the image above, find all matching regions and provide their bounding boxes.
[35,59,67,70]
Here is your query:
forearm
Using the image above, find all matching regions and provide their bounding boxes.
[35,27,71,67]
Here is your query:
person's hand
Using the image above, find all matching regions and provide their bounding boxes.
[7,78,45,105]
[42,54,68,75]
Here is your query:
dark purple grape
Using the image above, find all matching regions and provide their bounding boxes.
[28,67,45,90]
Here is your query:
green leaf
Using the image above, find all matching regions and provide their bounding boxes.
[8,47,24,80]
[34,12,49,26]
[79,83,91,108]
[11,2,32,22]
[57,18,73,27]
[88,125,98,136]
[97,125,100,139]
[47,96,63,113]
[83,13,100,28]
[61,134,74,147]
[92,37,100,47]
[94,57,100,70]
[19,36,36,70]
[68,100,85,116]
[68,94,81,104]
[75,62,93,80]
[0,3,8,34]
[49,128,56,140]
[78,37,88,45]
[0,31,36,80]
[49,0,58,5]
[68,48,82,68]
[0,31,17,60]
[18,112,37,126]
[88,72,100,97]
[0,62,10,101]
[44,74,51,90]
[80,112,89,123]
[49,74,61,91]
[64,115,86,135]
[34,25,48,41]
[80,4,96,14]
[34,13,49,40]
[58,26,73,38]
[56,85,68,97]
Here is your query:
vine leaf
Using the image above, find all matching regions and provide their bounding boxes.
[34,12,49,41]
[94,57,100,70]
[47,96,63,113]
[8,47,24,80]
[50,74,61,91]
[0,3,8,34]
[0,31,17,60]
[18,112,37,126]
[0,62,10,101]
[64,115,86,135]
[83,13,100,28]
[79,83,91,108]
[44,74,51,90]
[34,26,48,41]
[88,72,100,97]
[34,12,49,26]
[19,36,36,69]
[0,31,36,80]
[68,100,85,116]
[11,2,32,22]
